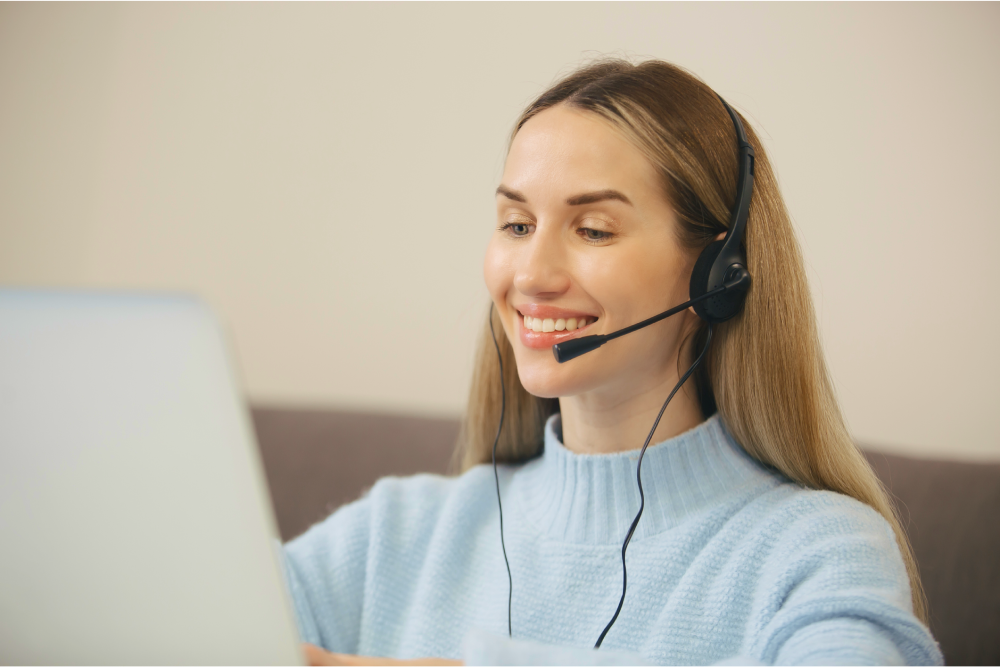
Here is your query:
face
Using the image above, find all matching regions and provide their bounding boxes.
[484,104,701,401]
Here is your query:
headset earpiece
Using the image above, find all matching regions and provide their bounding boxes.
[689,240,722,320]
[689,240,750,323]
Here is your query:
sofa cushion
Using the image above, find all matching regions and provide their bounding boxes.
[252,406,457,542]
[863,450,1000,666]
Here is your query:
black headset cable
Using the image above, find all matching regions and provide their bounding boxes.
[490,307,716,647]
[594,323,714,649]
[489,305,514,638]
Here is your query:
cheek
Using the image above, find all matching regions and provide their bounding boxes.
[576,245,674,321]
[483,237,513,302]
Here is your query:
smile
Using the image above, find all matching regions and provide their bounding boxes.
[522,315,592,332]
[515,308,598,350]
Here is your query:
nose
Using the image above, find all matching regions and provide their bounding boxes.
[513,226,572,298]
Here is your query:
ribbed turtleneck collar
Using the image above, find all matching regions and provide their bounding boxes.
[510,412,780,545]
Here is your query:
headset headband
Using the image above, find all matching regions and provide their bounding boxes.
[714,95,754,278]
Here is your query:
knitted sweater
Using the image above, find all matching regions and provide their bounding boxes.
[280,414,942,665]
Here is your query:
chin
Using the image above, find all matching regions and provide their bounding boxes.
[514,350,595,399]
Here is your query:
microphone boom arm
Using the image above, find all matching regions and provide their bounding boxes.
[552,271,747,363]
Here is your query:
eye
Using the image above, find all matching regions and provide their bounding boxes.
[499,221,533,237]
[579,227,612,242]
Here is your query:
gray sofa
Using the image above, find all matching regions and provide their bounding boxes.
[251,406,1000,666]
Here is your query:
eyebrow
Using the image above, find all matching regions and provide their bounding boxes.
[495,185,527,202]
[495,185,633,207]
[566,189,633,206]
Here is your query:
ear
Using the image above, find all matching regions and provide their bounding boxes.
[687,232,727,316]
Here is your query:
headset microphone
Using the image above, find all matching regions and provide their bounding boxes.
[551,267,750,363]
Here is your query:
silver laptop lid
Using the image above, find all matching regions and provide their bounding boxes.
[0,290,303,665]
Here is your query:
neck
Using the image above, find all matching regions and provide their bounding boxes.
[558,372,704,455]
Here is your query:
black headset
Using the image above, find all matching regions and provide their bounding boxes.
[490,93,754,649]
[688,96,754,325]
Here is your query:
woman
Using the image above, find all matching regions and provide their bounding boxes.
[286,58,942,665]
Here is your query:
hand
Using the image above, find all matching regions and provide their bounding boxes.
[302,643,462,666]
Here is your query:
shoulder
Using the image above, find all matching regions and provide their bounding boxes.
[734,485,920,630]
[363,464,501,514]
[287,464,502,555]
[747,485,901,566]
[704,445,903,573]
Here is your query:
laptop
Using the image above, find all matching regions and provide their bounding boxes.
[0,289,304,664]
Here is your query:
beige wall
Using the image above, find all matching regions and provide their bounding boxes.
[1,2,998,460]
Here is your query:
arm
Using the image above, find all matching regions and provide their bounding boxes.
[281,497,373,653]
[462,631,763,667]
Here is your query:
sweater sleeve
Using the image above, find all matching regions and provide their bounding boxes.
[456,616,926,666]
[280,496,373,654]
[462,630,764,667]
[462,596,943,667]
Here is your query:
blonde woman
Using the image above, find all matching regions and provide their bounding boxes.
[287,59,942,666]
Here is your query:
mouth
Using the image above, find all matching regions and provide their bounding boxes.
[515,307,599,350]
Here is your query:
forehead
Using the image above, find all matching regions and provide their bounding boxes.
[503,104,663,199]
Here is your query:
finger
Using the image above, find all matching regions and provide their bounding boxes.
[346,658,461,666]
[302,643,344,666]
[327,655,398,665]
[301,645,462,667]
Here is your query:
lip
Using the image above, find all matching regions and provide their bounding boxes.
[514,304,600,350]
[516,304,598,320]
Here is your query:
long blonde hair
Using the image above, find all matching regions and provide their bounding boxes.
[455,57,927,623]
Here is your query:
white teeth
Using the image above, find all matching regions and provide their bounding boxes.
[521,313,595,332]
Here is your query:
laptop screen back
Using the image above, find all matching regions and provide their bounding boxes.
[0,290,303,664]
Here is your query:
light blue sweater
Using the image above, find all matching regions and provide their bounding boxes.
[281,414,942,665]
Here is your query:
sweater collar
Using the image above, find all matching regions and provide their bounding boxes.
[510,412,779,545]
